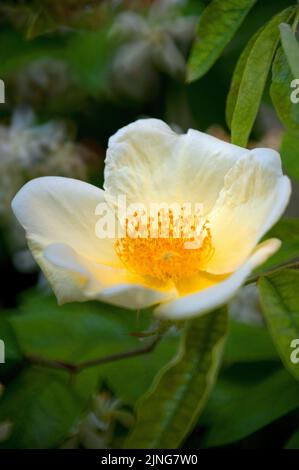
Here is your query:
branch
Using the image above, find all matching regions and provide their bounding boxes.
[27,334,161,375]
[246,260,299,285]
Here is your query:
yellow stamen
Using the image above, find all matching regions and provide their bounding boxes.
[114,208,213,283]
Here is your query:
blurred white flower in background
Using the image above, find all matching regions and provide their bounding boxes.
[110,0,197,100]
[0,107,66,171]
[13,58,73,105]
[229,284,263,325]
[0,385,13,444]
[61,392,133,449]
[0,107,94,271]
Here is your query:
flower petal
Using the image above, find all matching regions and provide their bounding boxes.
[154,238,280,320]
[44,242,177,308]
[11,176,119,266]
[104,119,248,214]
[206,149,291,274]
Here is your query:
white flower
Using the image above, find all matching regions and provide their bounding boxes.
[0,107,92,273]
[0,107,65,168]
[13,58,72,104]
[110,0,196,99]
[229,284,263,325]
[12,119,291,320]
[0,107,88,219]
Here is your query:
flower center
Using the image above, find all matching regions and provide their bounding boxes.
[114,208,213,283]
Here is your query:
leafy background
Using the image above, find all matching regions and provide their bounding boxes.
[0,0,299,449]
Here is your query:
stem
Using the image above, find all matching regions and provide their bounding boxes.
[246,260,299,285]
[293,7,299,32]
[27,334,161,376]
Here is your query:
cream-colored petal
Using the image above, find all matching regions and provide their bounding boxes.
[97,284,176,310]
[11,176,120,266]
[104,119,178,207]
[206,149,291,274]
[104,119,248,214]
[179,129,250,213]
[154,238,280,320]
[44,242,177,309]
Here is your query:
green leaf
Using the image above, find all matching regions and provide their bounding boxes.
[0,27,112,96]
[0,317,23,379]
[285,427,299,449]
[203,368,299,447]
[0,290,179,448]
[224,321,278,364]
[280,22,299,79]
[226,28,260,128]
[255,218,299,275]
[270,46,299,131]
[64,27,113,95]
[124,309,228,449]
[11,291,147,360]
[9,291,178,406]
[201,360,281,427]
[280,130,299,182]
[0,29,62,78]
[230,7,295,147]
[0,367,86,449]
[101,337,178,407]
[258,269,299,382]
[187,0,257,82]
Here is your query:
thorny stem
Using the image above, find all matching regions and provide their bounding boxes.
[245,260,299,285]
[27,334,162,376]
